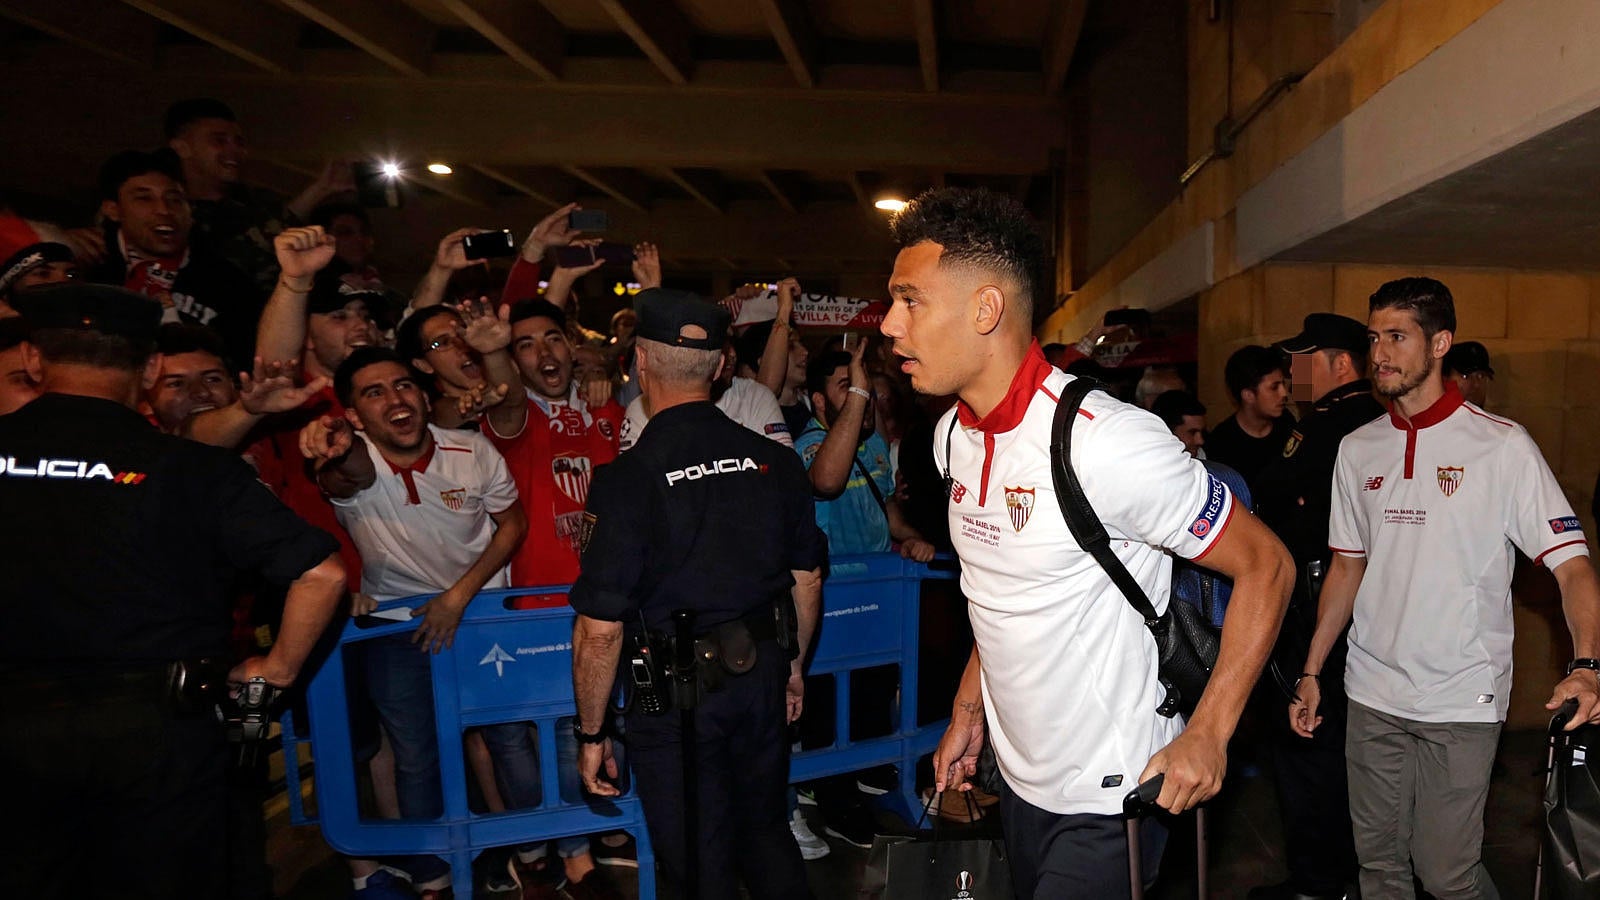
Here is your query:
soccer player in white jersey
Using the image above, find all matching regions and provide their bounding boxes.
[881,187,1293,895]
[1292,277,1600,900]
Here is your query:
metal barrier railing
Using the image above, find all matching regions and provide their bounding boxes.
[284,553,959,897]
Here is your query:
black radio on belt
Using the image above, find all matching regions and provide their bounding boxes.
[628,627,669,716]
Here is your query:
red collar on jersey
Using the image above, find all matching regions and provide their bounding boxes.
[1388,380,1463,431]
[382,440,437,505]
[956,340,1052,434]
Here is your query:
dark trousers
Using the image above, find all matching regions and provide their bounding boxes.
[626,643,811,900]
[1268,691,1356,894]
[1,668,228,899]
[998,778,1130,899]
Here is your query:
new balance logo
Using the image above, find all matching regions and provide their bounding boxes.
[0,457,144,483]
[1364,476,1384,491]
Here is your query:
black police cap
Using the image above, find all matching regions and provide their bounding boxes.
[9,283,162,343]
[635,288,731,351]
[1444,340,1494,377]
[1277,312,1368,355]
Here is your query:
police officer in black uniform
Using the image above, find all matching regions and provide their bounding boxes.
[0,284,345,900]
[1250,312,1385,900]
[568,288,825,900]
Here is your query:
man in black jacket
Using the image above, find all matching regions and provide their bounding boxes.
[1250,313,1386,900]
[88,149,262,367]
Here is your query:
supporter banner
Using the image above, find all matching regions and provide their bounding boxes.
[727,288,889,331]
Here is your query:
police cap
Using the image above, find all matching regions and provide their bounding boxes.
[10,283,161,343]
[1277,313,1368,355]
[635,288,730,351]
[1443,340,1494,377]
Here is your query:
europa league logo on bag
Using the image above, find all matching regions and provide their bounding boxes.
[953,870,974,898]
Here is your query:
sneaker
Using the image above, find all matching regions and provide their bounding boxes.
[592,833,639,869]
[855,764,899,796]
[795,785,818,807]
[512,856,566,900]
[789,808,831,861]
[482,857,520,897]
[821,804,877,849]
[353,869,417,900]
[397,856,452,894]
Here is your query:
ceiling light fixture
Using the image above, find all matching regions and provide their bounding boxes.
[874,198,908,212]
[426,163,453,176]
[380,161,402,179]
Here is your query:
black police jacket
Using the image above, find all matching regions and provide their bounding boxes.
[1254,379,1386,568]
[569,401,826,632]
[0,394,338,672]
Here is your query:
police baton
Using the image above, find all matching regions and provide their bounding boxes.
[672,608,699,899]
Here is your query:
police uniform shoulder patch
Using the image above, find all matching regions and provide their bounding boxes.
[578,512,598,553]
[1283,430,1303,458]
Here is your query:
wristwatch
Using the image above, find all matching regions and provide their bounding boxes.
[1567,658,1600,676]
[572,720,610,745]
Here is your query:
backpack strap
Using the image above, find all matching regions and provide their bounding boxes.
[1048,378,1161,625]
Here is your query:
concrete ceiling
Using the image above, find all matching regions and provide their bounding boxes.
[1276,103,1600,272]
[0,0,1089,288]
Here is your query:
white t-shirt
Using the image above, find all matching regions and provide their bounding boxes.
[331,425,520,602]
[1329,385,1589,723]
[618,376,793,452]
[937,345,1234,816]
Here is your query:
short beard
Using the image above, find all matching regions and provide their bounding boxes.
[1376,354,1434,400]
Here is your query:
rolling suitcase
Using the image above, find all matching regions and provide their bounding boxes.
[1125,774,1208,900]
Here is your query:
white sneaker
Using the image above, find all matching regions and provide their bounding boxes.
[789,808,831,861]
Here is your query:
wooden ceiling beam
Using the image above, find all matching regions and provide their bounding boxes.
[594,0,694,86]
[469,164,565,209]
[654,168,724,214]
[0,0,158,66]
[911,0,939,92]
[276,0,433,77]
[560,165,646,212]
[438,0,565,82]
[755,0,817,88]
[0,54,1064,174]
[117,0,300,73]
[754,171,797,214]
[1042,0,1089,95]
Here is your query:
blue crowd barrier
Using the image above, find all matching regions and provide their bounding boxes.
[284,553,958,897]
[301,586,657,900]
[792,552,958,822]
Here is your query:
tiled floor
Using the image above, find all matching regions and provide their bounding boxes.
[270,729,1552,899]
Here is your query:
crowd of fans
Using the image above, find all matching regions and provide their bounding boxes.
[0,96,966,900]
[1,94,1586,900]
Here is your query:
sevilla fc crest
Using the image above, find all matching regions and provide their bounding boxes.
[1005,486,1035,532]
[439,488,466,511]
[552,454,594,504]
[1437,466,1464,498]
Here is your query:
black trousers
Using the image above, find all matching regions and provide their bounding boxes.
[1269,690,1358,895]
[0,668,228,900]
[626,642,811,900]
[998,778,1130,899]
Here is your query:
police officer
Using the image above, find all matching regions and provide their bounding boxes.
[568,288,825,900]
[0,284,345,899]
[1250,312,1385,900]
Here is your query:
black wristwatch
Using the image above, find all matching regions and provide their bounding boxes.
[572,720,610,744]
[1567,658,1600,676]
